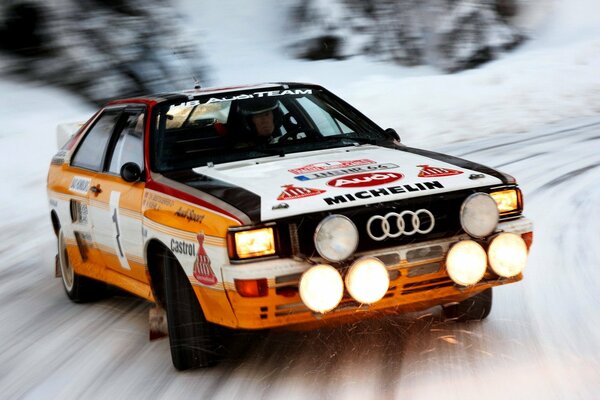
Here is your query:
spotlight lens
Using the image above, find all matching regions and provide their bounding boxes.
[489,233,528,277]
[345,257,390,304]
[446,240,487,286]
[460,193,499,238]
[314,215,358,262]
[299,264,344,313]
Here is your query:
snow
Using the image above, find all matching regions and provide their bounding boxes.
[1,0,600,398]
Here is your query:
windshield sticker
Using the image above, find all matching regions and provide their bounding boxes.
[295,163,398,181]
[193,232,218,286]
[418,164,463,178]
[204,89,313,104]
[278,184,326,200]
[289,159,375,175]
[323,181,445,206]
[327,172,404,188]
[69,176,91,195]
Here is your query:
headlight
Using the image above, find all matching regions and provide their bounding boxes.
[299,264,344,313]
[345,257,390,304]
[229,226,275,260]
[488,233,528,277]
[446,240,487,286]
[314,215,358,262]
[490,189,521,215]
[460,192,499,238]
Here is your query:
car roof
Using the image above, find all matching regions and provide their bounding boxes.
[106,82,323,106]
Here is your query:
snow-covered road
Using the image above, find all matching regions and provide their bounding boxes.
[2,116,600,399]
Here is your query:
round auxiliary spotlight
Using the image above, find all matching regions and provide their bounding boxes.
[460,193,499,238]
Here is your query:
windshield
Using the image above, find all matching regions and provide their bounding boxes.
[152,87,390,172]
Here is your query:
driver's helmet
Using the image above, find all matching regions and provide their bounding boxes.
[239,97,279,116]
[238,98,282,135]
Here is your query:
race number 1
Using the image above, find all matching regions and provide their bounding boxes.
[110,191,131,270]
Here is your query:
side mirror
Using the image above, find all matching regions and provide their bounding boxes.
[120,162,143,183]
[385,128,401,142]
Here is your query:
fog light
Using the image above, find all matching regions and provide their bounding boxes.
[488,233,528,277]
[299,264,344,313]
[446,240,487,286]
[345,257,390,304]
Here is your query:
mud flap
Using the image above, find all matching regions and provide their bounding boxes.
[149,305,168,341]
[55,254,62,278]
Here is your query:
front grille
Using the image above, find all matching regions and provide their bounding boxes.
[284,189,474,257]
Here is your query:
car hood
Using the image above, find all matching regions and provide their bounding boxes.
[162,145,507,222]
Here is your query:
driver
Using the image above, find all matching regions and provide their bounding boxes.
[238,98,283,144]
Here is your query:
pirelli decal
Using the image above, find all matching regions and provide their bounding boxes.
[323,181,444,205]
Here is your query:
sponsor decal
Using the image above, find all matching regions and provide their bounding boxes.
[327,172,404,188]
[77,203,89,224]
[418,164,463,178]
[170,239,196,256]
[70,200,88,224]
[295,163,399,181]
[323,181,445,205]
[171,89,313,108]
[69,176,91,195]
[289,159,375,175]
[193,232,218,286]
[143,191,175,210]
[277,184,325,200]
[174,207,204,223]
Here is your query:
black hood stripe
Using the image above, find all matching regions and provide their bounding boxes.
[161,170,262,222]
[400,146,514,184]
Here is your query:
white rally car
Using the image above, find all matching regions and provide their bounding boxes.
[47,82,533,369]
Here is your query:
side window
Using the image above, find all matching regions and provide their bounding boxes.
[71,109,122,171]
[108,111,145,175]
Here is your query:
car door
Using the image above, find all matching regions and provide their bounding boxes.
[68,107,124,280]
[87,107,149,289]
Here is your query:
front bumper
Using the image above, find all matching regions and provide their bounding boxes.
[220,217,533,329]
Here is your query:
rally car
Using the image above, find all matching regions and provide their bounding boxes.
[47,82,533,370]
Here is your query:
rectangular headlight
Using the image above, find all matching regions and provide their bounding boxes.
[228,226,276,260]
[490,188,521,214]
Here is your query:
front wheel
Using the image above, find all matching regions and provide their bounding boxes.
[162,252,223,370]
[57,229,106,302]
[442,288,493,322]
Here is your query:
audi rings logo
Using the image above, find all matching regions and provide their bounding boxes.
[366,209,435,241]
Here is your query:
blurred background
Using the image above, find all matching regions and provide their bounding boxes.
[1,1,600,399]
[0,0,533,103]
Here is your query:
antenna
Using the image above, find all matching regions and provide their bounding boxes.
[172,48,201,90]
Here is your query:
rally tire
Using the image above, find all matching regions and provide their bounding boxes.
[162,252,221,370]
[442,288,493,322]
[57,229,106,303]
